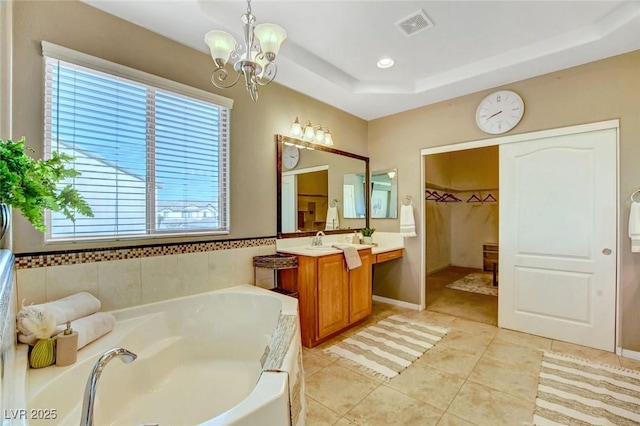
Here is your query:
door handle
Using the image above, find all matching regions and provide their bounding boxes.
[602,248,612,255]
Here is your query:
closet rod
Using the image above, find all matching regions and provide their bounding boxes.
[425,182,498,193]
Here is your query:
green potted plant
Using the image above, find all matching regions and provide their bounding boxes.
[0,137,93,238]
[361,227,376,244]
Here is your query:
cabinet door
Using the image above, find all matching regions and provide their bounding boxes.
[349,250,372,323]
[317,254,349,339]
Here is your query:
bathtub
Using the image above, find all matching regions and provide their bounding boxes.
[13,285,305,426]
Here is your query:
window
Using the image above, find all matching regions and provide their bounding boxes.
[42,43,232,242]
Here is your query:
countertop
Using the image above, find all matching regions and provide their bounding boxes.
[277,243,404,257]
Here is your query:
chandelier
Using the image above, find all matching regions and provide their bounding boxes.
[204,0,287,101]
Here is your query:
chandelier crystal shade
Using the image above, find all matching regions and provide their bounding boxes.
[204,0,287,101]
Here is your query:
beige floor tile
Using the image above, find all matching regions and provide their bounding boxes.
[482,340,543,375]
[305,364,379,416]
[436,413,478,426]
[439,329,494,356]
[333,418,358,425]
[344,385,443,426]
[550,340,621,367]
[494,329,552,350]
[332,358,386,383]
[386,362,465,411]
[447,382,535,426]
[416,343,482,378]
[466,356,540,403]
[619,356,640,371]
[305,395,341,426]
[304,350,334,377]
[448,318,499,339]
[401,309,458,328]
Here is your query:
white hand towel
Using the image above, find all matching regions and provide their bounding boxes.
[332,244,362,270]
[325,206,340,230]
[69,312,116,349]
[400,204,417,237]
[629,201,640,252]
[17,292,102,343]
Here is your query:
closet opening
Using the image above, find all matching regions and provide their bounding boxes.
[424,145,499,326]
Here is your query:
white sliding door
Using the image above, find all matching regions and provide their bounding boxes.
[499,125,617,351]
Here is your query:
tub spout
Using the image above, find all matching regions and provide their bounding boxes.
[80,347,137,426]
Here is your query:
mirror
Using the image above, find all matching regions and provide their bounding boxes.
[342,173,366,219]
[371,169,398,219]
[277,135,369,237]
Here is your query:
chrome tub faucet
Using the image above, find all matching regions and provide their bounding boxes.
[80,347,137,426]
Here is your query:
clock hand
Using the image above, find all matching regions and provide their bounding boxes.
[486,110,503,120]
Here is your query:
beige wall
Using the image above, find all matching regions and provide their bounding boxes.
[425,153,451,274]
[424,147,499,272]
[449,146,499,269]
[369,50,640,350]
[10,0,368,254]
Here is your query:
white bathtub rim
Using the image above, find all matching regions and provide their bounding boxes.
[17,285,300,425]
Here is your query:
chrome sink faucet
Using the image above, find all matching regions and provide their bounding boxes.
[311,231,325,246]
[80,347,137,426]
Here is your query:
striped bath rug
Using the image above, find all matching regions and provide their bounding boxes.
[534,351,640,425]
[323,314,448,381]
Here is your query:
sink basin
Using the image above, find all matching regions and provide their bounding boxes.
[305,246,337,251]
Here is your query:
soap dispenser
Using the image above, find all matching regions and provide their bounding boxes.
[351,231,360,244]
[56,321,78,367]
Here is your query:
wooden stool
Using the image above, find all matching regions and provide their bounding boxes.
[486,259,498,286]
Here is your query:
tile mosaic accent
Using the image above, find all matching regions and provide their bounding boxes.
[14,237,276,269]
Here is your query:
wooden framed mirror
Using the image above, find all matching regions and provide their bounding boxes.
[276,134,370,238]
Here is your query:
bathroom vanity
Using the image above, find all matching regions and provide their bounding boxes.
[277,246,373,348]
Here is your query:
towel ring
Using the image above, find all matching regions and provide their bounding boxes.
[402,195,413,206]
[631,189,640,203]
[330,199,338,207]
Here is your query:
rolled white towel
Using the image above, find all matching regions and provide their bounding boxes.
[66,312,116,349]
[17,292,101,344]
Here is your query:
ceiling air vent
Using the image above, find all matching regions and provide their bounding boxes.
[395,10,434,37]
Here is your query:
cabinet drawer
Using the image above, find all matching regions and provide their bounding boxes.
[375,249,403,264]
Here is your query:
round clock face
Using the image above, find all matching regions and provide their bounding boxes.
[282,145,300,170]
[475,90,525,135]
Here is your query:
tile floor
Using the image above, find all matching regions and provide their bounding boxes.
[426,266,498,326]
[302,302,640,426]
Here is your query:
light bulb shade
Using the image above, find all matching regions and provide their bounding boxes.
[290,118,303,138]
[204,30,237,65]
[387,171,396,179]
[324,131,334,146]
[303,122,316,141]
[254,23,287,59]
[315,127,325,143]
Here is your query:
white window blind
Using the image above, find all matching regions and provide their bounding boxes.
[43,53,231,242]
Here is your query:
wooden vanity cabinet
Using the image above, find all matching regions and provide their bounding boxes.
[281,249,372,348]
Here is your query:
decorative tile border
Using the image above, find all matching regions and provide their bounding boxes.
[14,237,276,269]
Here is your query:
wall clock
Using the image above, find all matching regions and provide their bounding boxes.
[475,90,525,135]
[282,145,300,170]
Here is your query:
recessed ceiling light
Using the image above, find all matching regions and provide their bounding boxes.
[377,58,395,69]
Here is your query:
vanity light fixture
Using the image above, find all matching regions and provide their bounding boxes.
[204,0,287,101]
[290,117,303,138]
[303,121,316,141]
[289,117,335,146]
